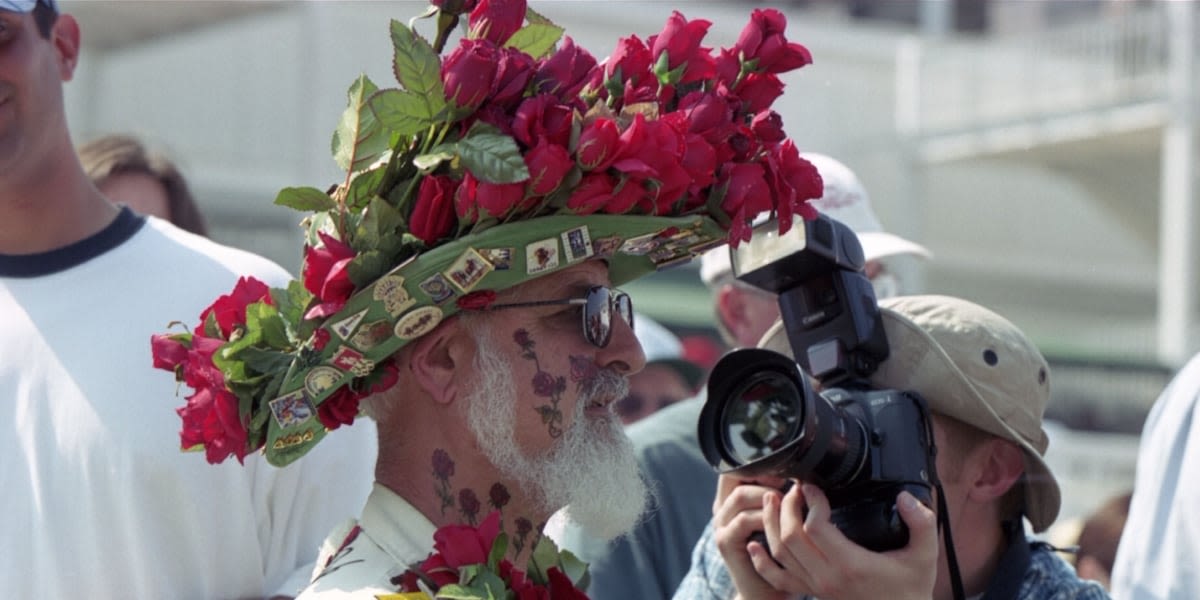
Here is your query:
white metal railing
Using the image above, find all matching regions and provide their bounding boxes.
[897,6,1173,160]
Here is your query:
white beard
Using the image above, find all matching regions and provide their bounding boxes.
[465,328,649,541]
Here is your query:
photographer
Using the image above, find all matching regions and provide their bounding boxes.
[677,295,1110,600]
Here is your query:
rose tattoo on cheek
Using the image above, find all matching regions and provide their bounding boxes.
[513,328,567,438]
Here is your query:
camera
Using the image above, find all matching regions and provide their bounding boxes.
[698,214,937,552]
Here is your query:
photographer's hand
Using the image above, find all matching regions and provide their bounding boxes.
[713,474,793,600]
[749,483,938,600]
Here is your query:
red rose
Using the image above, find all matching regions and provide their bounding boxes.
[456,171,526,220]
[456,290,497,310]
[533,36,598,101]
[719,161,772,244]
[761,140,822,233]
[151,334,188,372]
[302,232,357,319]
[546,567,589,600]
[736,9,812,75]
[317,386,361,430]
[490,47,536,109]
[680,133,717,196]
[733,72,785,115]
[410,175,458,245]
[676,91,734,140]
[511,94,573,149]
[566,173,615,215]
[601,176,647,215]
[432,510,501,567]
[576,118,620,172]
[524,140,573,197]
[468,0,526,46]
[312,328,331,351]
[648,11,716,84]
[443,39,500,113]
[178,385,249,465]
[751,110,786,143]
[199,276,273,339]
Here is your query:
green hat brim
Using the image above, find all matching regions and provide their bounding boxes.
[262,212,727,465]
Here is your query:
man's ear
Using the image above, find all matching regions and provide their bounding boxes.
[406,319,469,405]
[969,439,1025,501]
[51,14,82,81]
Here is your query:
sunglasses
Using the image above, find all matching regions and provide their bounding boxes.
[488,285,634,348]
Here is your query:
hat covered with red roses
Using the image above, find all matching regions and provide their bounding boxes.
[151,0,823,466]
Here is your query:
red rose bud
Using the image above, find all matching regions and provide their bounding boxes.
[476,177,526,219]
[576,118,621,172]
[751,110,786,143]
[534,36,598,101]
[547,567,589,600]
[468,0,526,46]
[680,133,717,193]
[524,141,573,197]
[302,232,356,319]
[511,94,573,149]
[736,9,812,74]
[490,47,536,109]
[454,173,480,222]
[410,175,458,245]
[432,510,501,567]
[457,290,498,310]
[763,140,822,232]
[317,386,361,430]
[649,11,716,84]
[604,35,653,87]
[602,176,646,214]
[719,161,771,222]
[734,72,785,115]
[151,333,189,372]
[178,385,250,465]
[443,39,500,113]
[312,328,331,351]
[199,276,273,339]
[566,172,615,215]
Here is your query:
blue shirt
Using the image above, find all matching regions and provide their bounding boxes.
[673,521,1111,600]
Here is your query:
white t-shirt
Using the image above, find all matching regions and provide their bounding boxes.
[1111,352,1200,600]
[0,210,377,599]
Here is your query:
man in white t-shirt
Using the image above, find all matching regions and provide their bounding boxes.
[0,2,375,597]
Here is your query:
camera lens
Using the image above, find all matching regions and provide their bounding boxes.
[700,348,869,489]
[721,371,804,464]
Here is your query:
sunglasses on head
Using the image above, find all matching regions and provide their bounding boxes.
[487,285,634,348]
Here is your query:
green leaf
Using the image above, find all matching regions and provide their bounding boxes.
[457,132,529,184]
[332,74,391,173]
[345,166,389,211]
[239,347,294,379]
[390,18,447,118]
[246,302,291,349]
[527,536,560,585]
[524,4,554,25]
[354,196,407,254]
[504,23,564,59]
[556,548,590,589]
[275,187,336,213]
[272,280,316,341]
[370,88,442,137]
[346,249,393,289]
[432,583,486,600]
[487,532,508,571]
[413,148,457,172]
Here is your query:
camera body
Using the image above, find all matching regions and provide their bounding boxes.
[698,214,938,552]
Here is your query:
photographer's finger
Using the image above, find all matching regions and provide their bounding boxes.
[748,539,817,596]
[714,484,776,527]
[896,490,938,562]
[798,483,860,556]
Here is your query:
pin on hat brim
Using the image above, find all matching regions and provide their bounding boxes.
[262,212,727,466]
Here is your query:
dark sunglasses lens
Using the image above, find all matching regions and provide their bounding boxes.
[584,286,612,348]
[615,292,633,332]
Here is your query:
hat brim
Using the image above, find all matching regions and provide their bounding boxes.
[264,213,727,465]
[857,232,932,262]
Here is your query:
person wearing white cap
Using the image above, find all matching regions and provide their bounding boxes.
[679,296,1109,600]
[614,314,705,425]
[557,153,931,600]
[699,152,932,349]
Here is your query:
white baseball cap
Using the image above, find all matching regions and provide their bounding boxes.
[0,0,56,12]
[699,153,931,286]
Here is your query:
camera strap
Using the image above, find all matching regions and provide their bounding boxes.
[935,482,967,600]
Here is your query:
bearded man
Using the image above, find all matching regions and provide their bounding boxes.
[152,1,822,597]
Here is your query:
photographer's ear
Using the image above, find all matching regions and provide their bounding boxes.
[715,284,778,348]
[969,439,1025,501]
